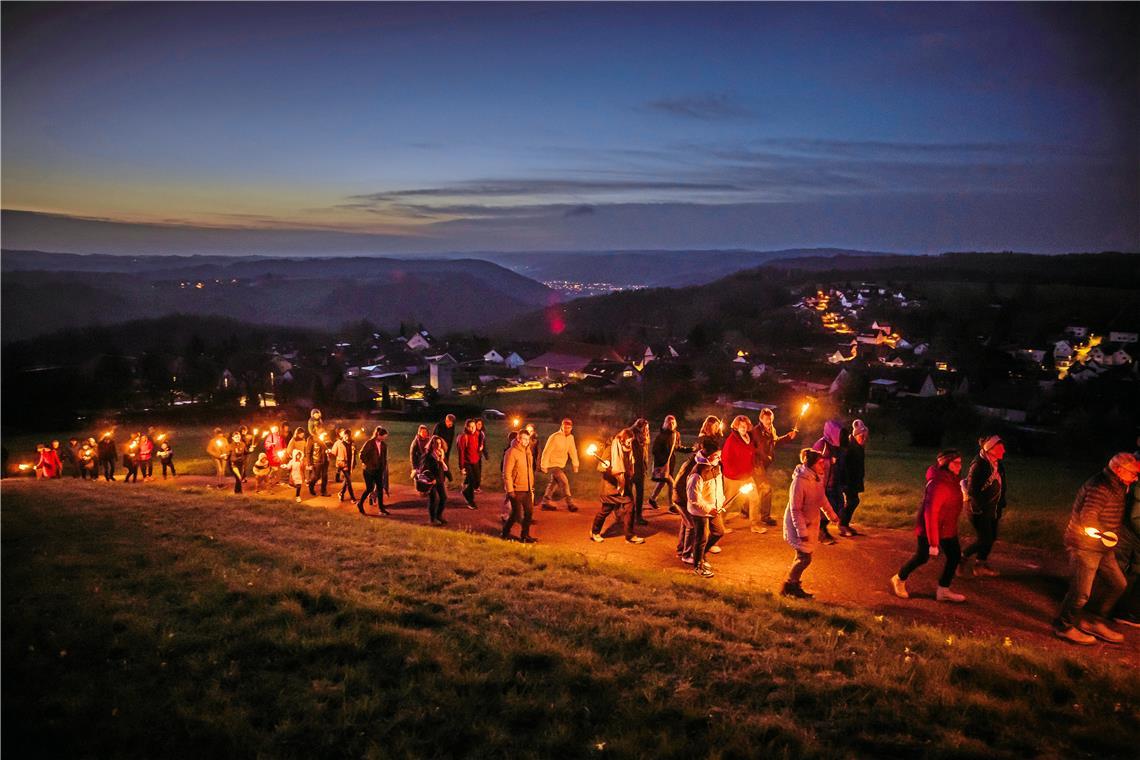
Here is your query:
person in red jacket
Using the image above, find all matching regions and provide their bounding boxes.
[36,443,63,479]
[456,418,482,510]
[721,415,758,533]
[891,450,966,602]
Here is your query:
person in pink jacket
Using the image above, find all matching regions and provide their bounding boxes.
[781,448,839,599]
[891,450,966,602]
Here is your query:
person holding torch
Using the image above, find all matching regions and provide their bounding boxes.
[1053,452,1139,645]
[752,408,797,530]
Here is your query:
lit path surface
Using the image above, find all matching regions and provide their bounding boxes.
[91,474,1140,666]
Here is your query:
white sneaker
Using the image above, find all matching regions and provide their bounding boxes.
[890,574,909,599]
[936,586,966,603]
[708,545,722,554]
[590,533,604,543]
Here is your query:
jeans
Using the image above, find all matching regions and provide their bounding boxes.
[101,459,116,481]
[841,489,861,526]
[428,481,447,522]
[692,512,726,567]
[1114,543,1140,619]
[788,549,812,583]
[963,512,1000,562]
[676,505,695,558]
[231,466,243,494]
[139,459,153,478]
[898,535,961,588]
[592,498,634,539]
[308,467,328,496]
[753,469,774,522]
[358,469,385,508]
[542,467,575,507]
[462,461,481,506]
[1055,547,1127,629]
[632,470,646,522]
[819,487,845,533]
[503,491,533,539]
[160,459,176,478]
[650,475,673,507]
[338,468,356,501]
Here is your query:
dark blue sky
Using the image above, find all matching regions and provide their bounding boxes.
[2,2,1137,254]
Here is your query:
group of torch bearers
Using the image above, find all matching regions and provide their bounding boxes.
[13,405,1140,646]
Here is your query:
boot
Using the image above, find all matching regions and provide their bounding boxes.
[781,581,812,599]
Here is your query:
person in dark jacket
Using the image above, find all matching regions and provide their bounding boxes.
[331,427,357,502]
[98,432,117,481]
[649,415,691,511]
[227,431,247,494]
[432,414,457,469]
[960,435,1008,576]
[839,420,868,536]
[752,408,797,528]
[811,420,846,545]
[409,424,431,476]
[1053,453,1139,645]
[456,419,482,510]
[121,433,140,483]
[421,435,451,525]
[630,418,652,526]
[357,427,390,516]
[64,437,82,478]
[590,429,645,544]
[305,432,330,497]
[891,450,966,602]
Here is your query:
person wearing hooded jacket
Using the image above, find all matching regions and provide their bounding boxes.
[307,408,325,441]
[98,433,118,482]
[839,420,868,536]
[811,420,846,545]
[589,429,645,545]
[960,435,1008,576]
[891,450,966,602]
[1052,452,1139,645]
[686,439,726,578]
[781,448,840,599]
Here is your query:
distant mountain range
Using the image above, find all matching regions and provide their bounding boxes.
[479,248,890,289]
[0,252,556,341]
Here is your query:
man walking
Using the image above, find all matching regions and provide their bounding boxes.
[357,427,390,516]
[502,429,536,543]
[456,418,481,510]
[540,418,580,512]
[1053,453,1139,645]
[753,408,796,530]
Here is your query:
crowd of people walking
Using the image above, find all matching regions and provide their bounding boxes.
[12,408,1138,646]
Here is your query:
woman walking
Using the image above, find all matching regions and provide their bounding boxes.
[630,418,651,525]
[357,427,390,516]
[227,431,247,494]
[420,435,451,526]
[781,449,840,599]
[332,427,357,503]
[649,414,690,511]
[722,415,759,533]
[890,450,967,602]
[961,435,1007,576]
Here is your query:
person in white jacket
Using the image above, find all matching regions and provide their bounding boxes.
[540,418,580,512]
[781,448,840,599]
[686,440,726,579]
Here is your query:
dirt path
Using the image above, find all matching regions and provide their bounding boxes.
[142,473,1139,666]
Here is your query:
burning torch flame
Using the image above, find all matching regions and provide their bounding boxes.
[354,429,363,439]
[156,434,166,442]
[585,443,599,457]
[252,428,259,436]
[18,464,31,471]
[261,430,269,439]
[800,402,810,417]
[319,432,327,442]
[270,426,278,434]
[512,417,521,428]
[129,442,137,450]
[741,482,755,495]
[1084,526,1119,547]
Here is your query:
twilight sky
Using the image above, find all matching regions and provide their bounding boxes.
[2,1,1137,255]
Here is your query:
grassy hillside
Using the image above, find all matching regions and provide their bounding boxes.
[3,482,1137,758]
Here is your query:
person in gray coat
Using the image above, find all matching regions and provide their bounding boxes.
[781,448,840,599]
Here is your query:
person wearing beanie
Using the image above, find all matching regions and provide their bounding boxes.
[686,439,726,578]
[811,420,847,545]
[252,452,272,493]
[1053,452,1139,645]
[781,448,840,598]
[961,435,1008,576]
[891,450,966,603]
[839,420,869,536]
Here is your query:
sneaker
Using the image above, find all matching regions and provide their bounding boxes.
[750,525,768,535]
[465,502,477,510]
[699,560,714,573]
[890,574,909,599]
[540,503,557,511]
[1054,626,1097,645]
[668,505,680,515]
[567,504,579,513]
[973,563,999,577]
[681,555,695,565]
[820,532,838,546]
[590,533,605,543]
[936,586,966,603]
[762,517,778,527]
[708,545,722,554]
[1077,619,1125,643]
[837,525,854,537]
[625,536,646,545]
[647,499,659,510]
[519,536,537,544]
[694,566,714,578]
[1112,614,1140,629]
[295,496,302,503]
